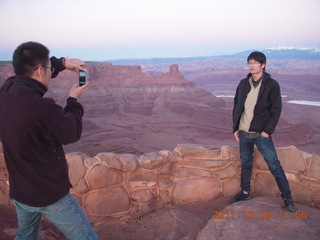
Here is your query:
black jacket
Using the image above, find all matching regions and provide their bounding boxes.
[0,57,83,207]
[233,72,282,135]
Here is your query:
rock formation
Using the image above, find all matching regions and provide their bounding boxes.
[1,59,319,239]
[0,62,316,156]
[1,144,319,217]
[0,144,320,239]
[198,196,320,240]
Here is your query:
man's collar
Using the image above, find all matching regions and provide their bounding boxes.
[13,76,48,97]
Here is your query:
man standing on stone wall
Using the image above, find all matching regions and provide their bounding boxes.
[0,41,99,239]
[231,51,296,212]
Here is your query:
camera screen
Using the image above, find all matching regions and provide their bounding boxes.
[79,71,86,86]
[79,71,86,78]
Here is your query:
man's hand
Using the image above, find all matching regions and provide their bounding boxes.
[234,130,240,143]
[261,131,270,138]
[69,82,89,99]
[65,58,87,72]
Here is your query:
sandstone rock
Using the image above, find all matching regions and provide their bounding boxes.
[130,189,157,203]
[158,175,174,188]
[311,189,320,209]
[67,153,88,193]
[138,152,164,170]
[84,186,130,215]
[99,197,230,240]
[301,175,320,189]
[173,178,221,204]
[72,177,90,194]
[159,189,173,205]
[134,201,164,218]
[162,150,182,163]
[253,172,281,197]
[174,144,224,159]
[158,161,175,175]
[87,164,123,189]
[285,171,300,182]
[126,169,157,190]
[84,156,101,168]
[277,147,307,171]
[181,157,229,169]
[289,181,312,206]
[304,153,320,180]
[197,196,320,240]
[173,166,211,179]
[221,177,241,198]
[96,152,139,172]
[211,163,239,180]
[227,147,241,161]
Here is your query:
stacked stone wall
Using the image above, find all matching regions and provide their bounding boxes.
[0,144,319,223]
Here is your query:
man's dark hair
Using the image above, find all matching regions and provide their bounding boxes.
[12,41,50,77]
[247,51,266,71]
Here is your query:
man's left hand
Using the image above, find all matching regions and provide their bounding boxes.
[65,58,87,72]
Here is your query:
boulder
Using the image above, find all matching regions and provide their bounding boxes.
[197,196,320,240]
[84,186,130,215]
[173,177,221,204]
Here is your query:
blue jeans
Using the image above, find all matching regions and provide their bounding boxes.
[239,132,292,200]
[12,193,99,240]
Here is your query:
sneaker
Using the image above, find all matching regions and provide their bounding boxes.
[284,198,296,212]
[231,190,251,203]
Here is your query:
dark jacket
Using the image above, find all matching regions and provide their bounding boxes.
[0,57,83,207]
[233,72,282,135]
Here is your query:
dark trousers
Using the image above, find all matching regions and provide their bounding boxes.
[239,131,292,200]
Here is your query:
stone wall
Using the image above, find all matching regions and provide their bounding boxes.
[0,144,319,224]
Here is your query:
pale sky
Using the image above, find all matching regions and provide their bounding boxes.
[0,0,319,60]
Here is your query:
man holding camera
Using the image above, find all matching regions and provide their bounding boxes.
[0,41,99,239]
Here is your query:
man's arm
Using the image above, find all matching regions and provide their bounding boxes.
[50,57,87,78]
[51,82,89,144]
[263,81,282,135]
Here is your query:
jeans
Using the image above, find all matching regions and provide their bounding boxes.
[239,131,292,200]
[12,193,99,240]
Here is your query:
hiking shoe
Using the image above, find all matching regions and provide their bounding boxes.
[231,190,251,203]
[284,198,296,212]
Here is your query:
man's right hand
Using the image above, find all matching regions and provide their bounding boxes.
[69,82,89,99]
[234,130,240,143]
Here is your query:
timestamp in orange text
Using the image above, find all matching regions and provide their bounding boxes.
[212,210,308,220]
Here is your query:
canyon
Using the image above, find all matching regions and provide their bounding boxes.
[0,56,320,239]
[1,58,318,156]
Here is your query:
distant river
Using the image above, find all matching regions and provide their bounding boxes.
[215,94,289,98]
[287,100,320,107]
[216,94,234,98]
[216,95,320,107]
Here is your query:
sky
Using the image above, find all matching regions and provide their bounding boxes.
[0,0,319,61]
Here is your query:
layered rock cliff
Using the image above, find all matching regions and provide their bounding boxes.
[0,62,315,156]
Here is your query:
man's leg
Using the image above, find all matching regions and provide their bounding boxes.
[254,136,295,211]
[239,132,255,192]
[254,136,292,199]
[231,132,254,202]
[12,199,42,240]
[42,193,99,240]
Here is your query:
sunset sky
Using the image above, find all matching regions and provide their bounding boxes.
[0,0,319,61]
